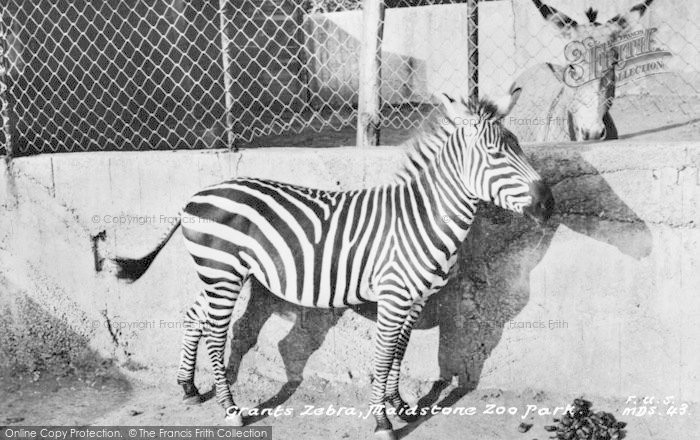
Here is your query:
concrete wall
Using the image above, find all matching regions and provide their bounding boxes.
[306,0,700,103]
[1,141,699,403]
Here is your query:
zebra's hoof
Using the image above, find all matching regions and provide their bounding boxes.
[374,429,397,440]
[224,409,244,427]
[180,382,202,405]
[182,394,202,405]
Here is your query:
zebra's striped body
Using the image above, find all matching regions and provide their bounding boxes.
[112,89,554,439]
[182,174,469,308]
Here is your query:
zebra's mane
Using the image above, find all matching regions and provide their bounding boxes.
[395,96,503,182]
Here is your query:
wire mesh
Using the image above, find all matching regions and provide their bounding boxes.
[0,10,11,156]
[377,0,473,133]
[374,0,699,143]
[498,0,700,143]
[1,0,364,155]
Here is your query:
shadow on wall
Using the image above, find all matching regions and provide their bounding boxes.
[222,280,373,424]
[0,276,132,398]
[219,150,653,428]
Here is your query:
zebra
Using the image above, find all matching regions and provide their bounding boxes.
[111,87,554,440]
[514,0,657,141]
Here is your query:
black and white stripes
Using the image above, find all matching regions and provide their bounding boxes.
[112,88,554,438]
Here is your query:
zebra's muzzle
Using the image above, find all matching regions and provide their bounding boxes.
[524,181,555,224]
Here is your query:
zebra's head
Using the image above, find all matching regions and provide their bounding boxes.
[532,0,655,140]
[439,87,554,224]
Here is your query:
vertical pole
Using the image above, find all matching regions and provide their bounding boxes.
[356,0,384,147]
[467,0,478,102]
[218,0,235,150]
[0,8,12,158]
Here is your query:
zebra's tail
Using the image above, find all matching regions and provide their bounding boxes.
[112,217,182,283]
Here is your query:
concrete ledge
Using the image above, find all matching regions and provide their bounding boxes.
[1,140,698,402]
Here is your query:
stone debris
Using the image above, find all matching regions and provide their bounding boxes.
[518,422,533,433]
[543,398,627,440]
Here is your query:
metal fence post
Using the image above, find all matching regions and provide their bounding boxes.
[218,0,235,150]
[467,0,478,101]
[356,0,384,148]
[0,8,12,158]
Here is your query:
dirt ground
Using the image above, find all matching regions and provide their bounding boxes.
[2,366,698,440]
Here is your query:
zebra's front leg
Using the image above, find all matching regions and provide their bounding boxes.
[371,297,409,440]
[385,300,424,423]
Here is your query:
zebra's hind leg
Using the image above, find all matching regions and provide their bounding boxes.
[385,300,424,423]
[201,282,246,426]
[176,290,208,404]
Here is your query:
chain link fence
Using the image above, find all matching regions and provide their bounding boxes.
[369,0,699,144]
[0,12,12,155]
[0,0,366,155]
[0,0,699,156]
[496,0,700,143]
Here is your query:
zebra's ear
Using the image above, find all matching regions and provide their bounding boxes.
[498,85,522,119]
[436,93,458,120]
[438,93,457,107]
